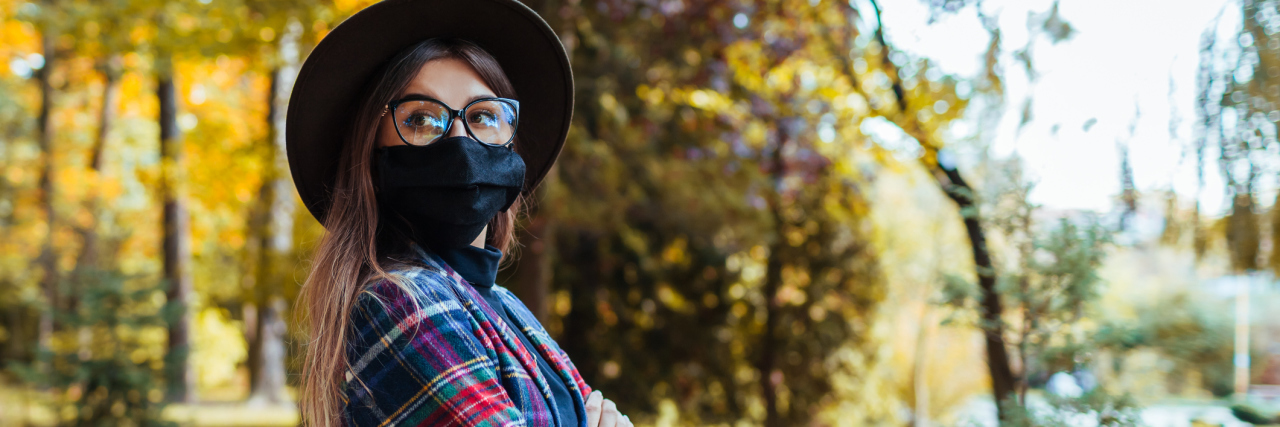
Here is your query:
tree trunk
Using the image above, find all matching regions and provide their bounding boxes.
[1193,202,1207,261]
[512,164,557,324]
[844,1,1018,418]
[247,297,289,405]
[1118,143,1137,231]
[244,175,270,398]
[1227,193,1259,273]
[245,80,294,403]
[248,23,302,404]
[757,125,788,427]
[514,215,554,322]
[557,231,600,381]
[5,307,31,361]
[75,56,122,272]
[35,31,57,359]
[89,56,121,174]
[158,61,194,403]
[1270,190,1280,275]
[758,240,783,427]
[70,55,123,361]
[929,163,1018,418]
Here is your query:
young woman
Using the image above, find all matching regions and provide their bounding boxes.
[284,1,631,425]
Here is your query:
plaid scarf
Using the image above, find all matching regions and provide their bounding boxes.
[342,244,593,426]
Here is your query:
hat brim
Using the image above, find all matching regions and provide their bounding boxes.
[286,0,573,226]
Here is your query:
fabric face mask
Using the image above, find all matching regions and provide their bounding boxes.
[374,136,526,250]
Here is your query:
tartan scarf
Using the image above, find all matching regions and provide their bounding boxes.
[342,243,593,426]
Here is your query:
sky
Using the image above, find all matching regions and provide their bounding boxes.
[871,0,1240,214]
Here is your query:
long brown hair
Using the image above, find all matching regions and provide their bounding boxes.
[297,37,524,426]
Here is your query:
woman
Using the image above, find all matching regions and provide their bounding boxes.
[285,1,631,425]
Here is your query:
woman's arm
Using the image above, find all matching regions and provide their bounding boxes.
[493,286,632,427]
[344,275,523,427]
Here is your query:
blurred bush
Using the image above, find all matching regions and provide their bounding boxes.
[1231,403,1280,425]
[1095,291,1239,397]
[1001,390,1142,427]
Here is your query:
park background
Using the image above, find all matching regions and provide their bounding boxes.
[1,0,1279,425]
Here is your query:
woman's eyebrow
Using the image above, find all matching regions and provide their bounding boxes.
[401,91,498,105]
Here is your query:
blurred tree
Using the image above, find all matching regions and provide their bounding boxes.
[234,0,327,404]
[143,0,331,402]
[1193,22,1220,262]
[70,0,137,277]
[145,0,194,401]
[833,0,1022,420]
[1,0,67,371]
[1235,0,1280,278]
[1204,3,1278,400]
[0,0,1180,425]
[30,1,59,363]
[155,54,193,403]
[54,0,136,382]
[1212,0,1280,274]
[0,0,252,414]
[511,1,894,425]
[242,26,301,405]
[940,158,1114,418]
[10,270,177,427]
[895,2,1089,422]
[526,0,1085,423]
[993,165,1111,399]
[0,43,37,364]
[502,0,1058,423]
[1117,141,1137,232]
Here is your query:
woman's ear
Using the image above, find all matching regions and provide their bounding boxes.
[374,109,400,148]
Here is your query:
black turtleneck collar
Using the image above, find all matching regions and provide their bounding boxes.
[435,244,502,288]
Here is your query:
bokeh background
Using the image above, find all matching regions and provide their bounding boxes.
[1,0,1279,425]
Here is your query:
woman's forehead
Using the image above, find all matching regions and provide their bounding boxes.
[402,58,496,105]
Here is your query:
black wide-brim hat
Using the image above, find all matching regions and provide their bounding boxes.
[286,0,572,226]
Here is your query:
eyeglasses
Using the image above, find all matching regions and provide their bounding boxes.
[382,95,520,147]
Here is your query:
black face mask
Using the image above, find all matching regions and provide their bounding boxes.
[374,136,525,251]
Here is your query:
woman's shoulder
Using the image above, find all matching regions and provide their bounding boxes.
[347,259,483,347]
[357,257,465,312]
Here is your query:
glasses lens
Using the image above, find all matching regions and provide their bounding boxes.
[464,100,517,145]
[393,100,450,145]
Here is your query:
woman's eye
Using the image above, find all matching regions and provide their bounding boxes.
[468,111,498,127]
[404,113,440,128]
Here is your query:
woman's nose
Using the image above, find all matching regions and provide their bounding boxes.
[447,116,468,138]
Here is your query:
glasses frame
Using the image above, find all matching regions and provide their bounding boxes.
[381,95,520,148]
